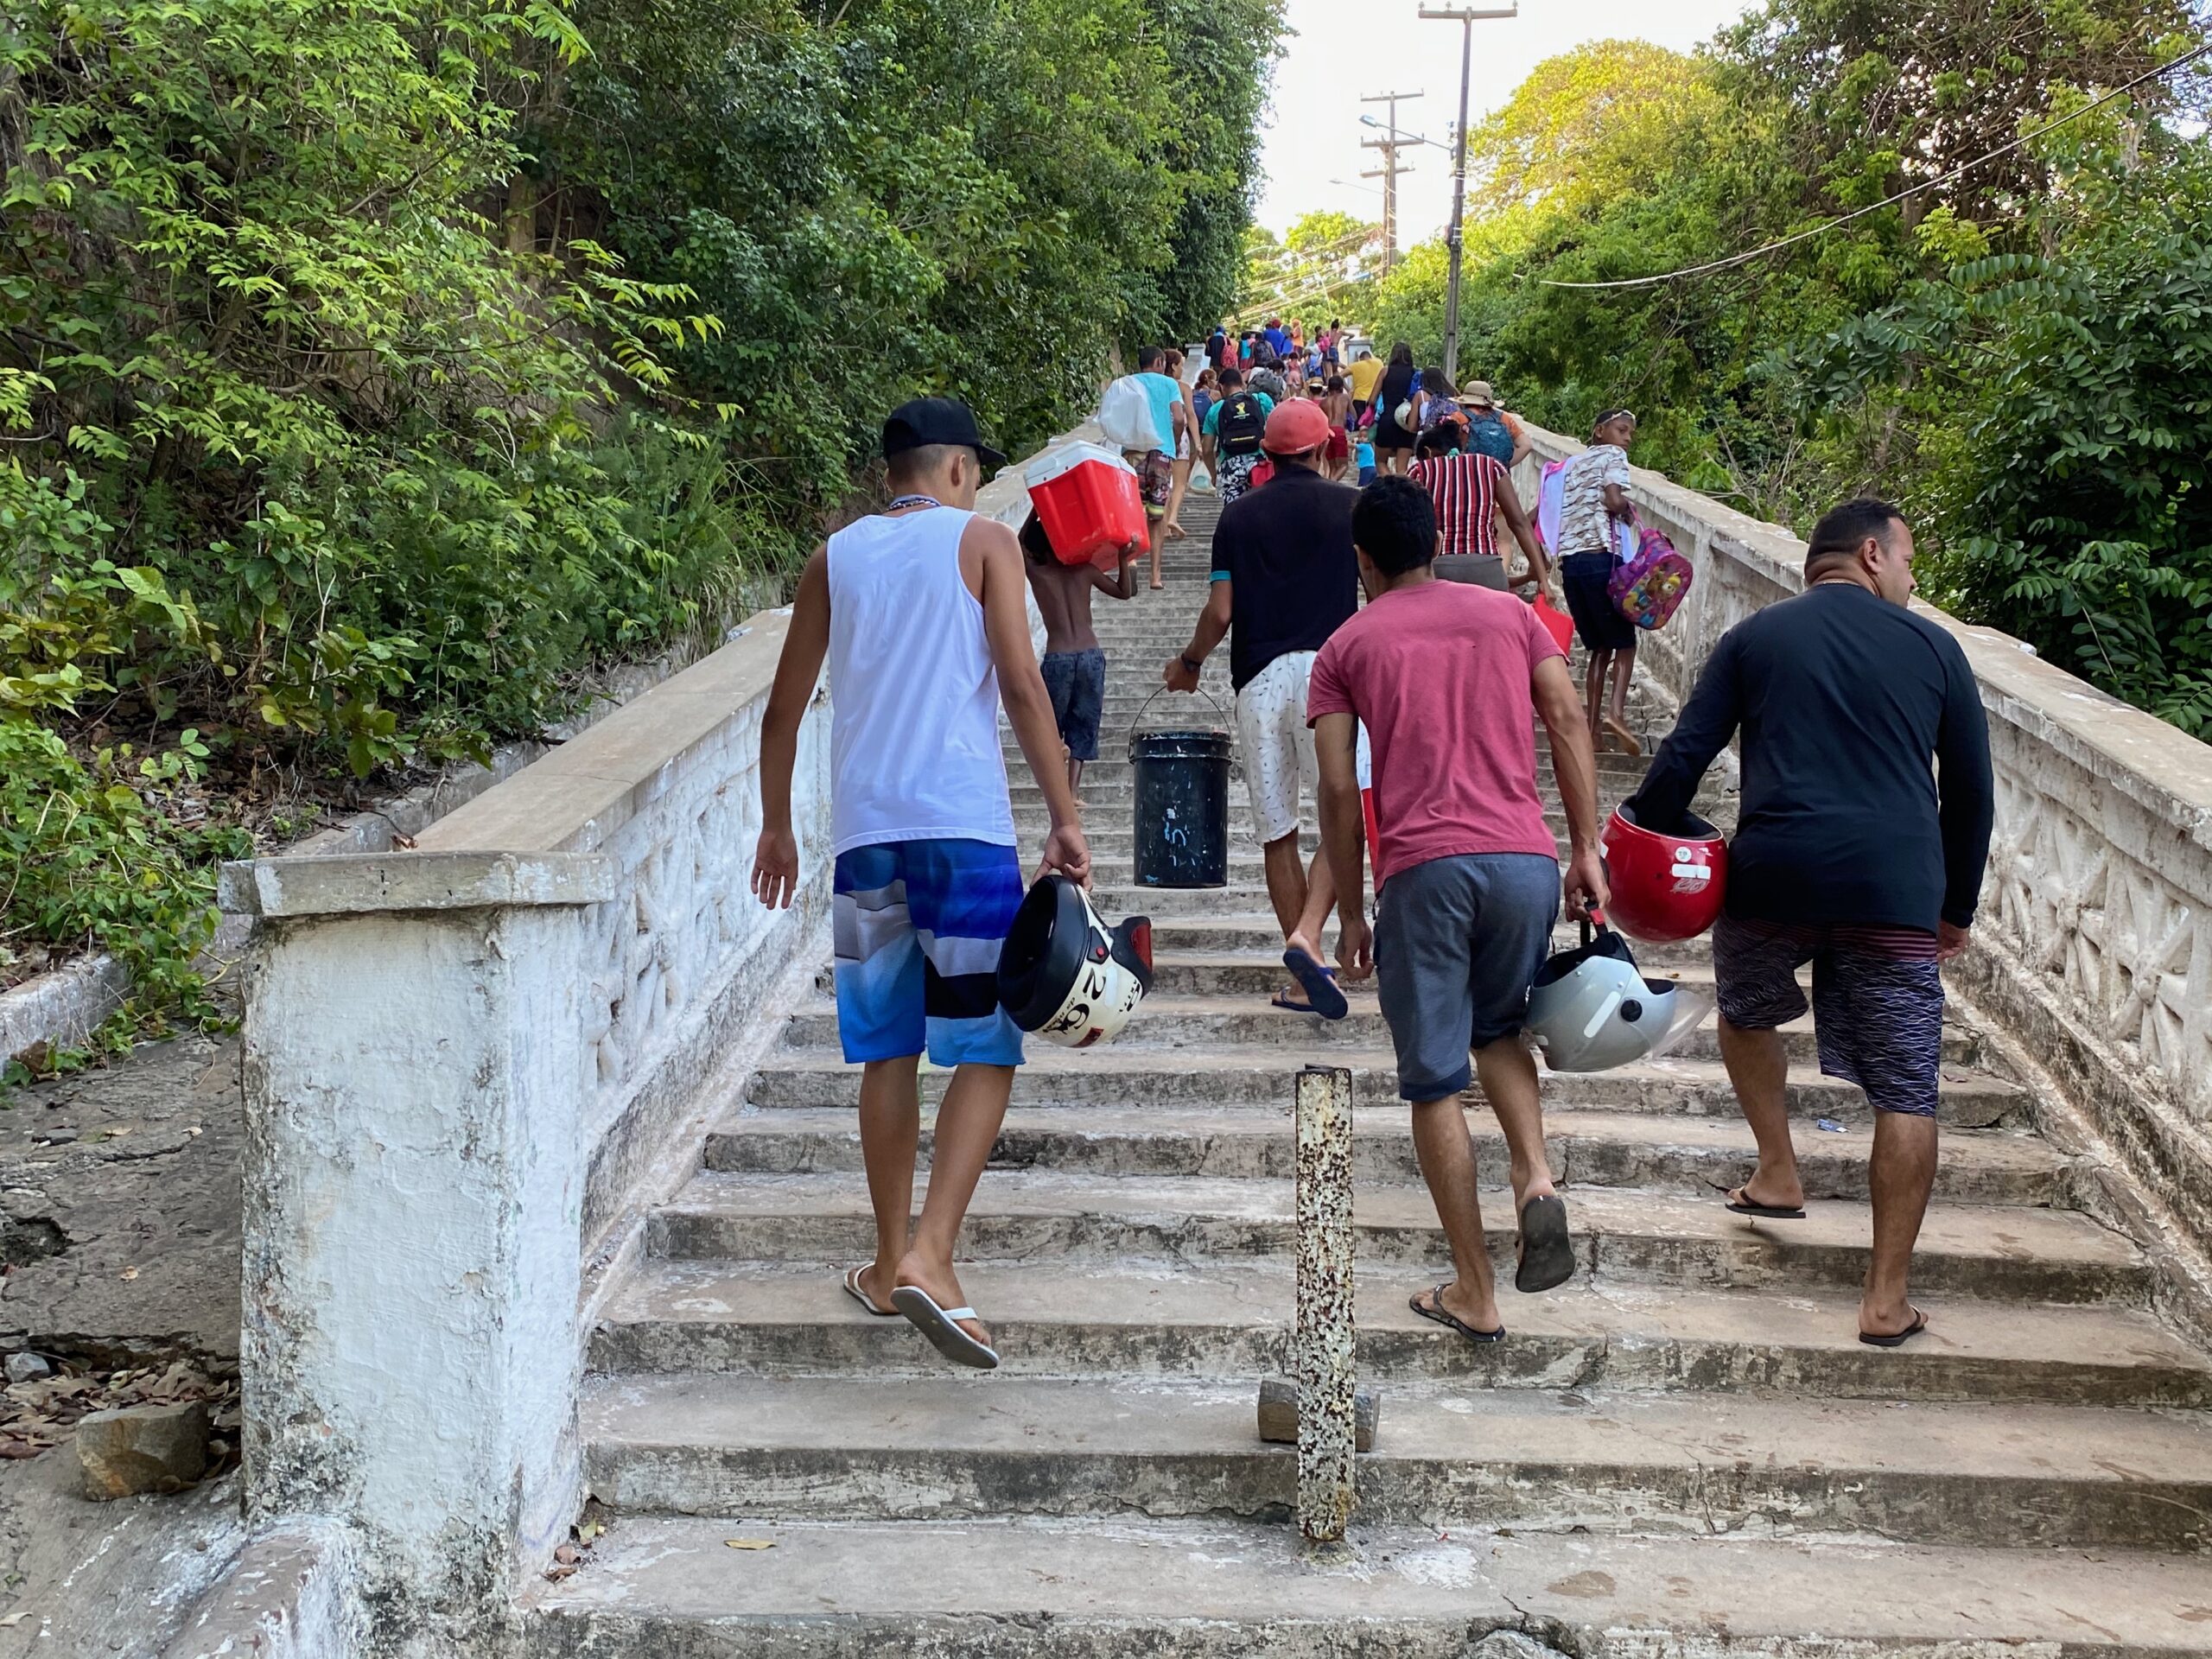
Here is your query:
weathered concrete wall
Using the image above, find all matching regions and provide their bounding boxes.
[1516,423,2212,1328]
[217,613,832,1654]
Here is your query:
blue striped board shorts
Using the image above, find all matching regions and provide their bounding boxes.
[1712,916,1943,1117]
[833,838,1027,1069]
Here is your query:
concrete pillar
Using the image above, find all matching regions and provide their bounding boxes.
[225,851,613,1647]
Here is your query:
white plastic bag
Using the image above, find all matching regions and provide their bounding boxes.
[1098,375,1160,452]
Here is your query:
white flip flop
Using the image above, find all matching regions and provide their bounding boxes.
[890,1284,1001,1370]
[842,1265,898,1317]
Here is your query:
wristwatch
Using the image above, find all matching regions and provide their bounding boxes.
[1179,654,1204,676]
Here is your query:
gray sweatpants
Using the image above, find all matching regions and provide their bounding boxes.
[1376,852,1560,1100]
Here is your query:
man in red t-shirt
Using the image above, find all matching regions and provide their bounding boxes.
[1302,477,1608,1343]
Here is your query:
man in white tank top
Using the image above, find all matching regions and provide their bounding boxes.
[751,399,1090,1371]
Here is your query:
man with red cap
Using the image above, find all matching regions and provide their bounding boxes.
[1164,399,1358,1017]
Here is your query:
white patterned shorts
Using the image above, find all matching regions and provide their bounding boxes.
[1235,649,1319,846]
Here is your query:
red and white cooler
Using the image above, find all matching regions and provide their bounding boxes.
[1024,442,1147,569]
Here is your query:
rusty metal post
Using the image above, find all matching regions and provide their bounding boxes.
[1294,1064,1357,1542]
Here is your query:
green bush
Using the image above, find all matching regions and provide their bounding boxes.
[0,0,1285,1055]
[0,716,251,1079]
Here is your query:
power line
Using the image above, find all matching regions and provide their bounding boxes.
[1537,41,2212,291]
[1236,223,1392,317]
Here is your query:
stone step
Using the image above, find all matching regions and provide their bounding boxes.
[1079,883,1653,922]
[744,1047,2032,1129]
[649,1173,2139,1303]
[1016,775,1635,810]
[1141,949,1713,996]
[1126,912,1628,956]
[1033,753,1665,786]
[590,1260,2207,1407]
[1029,831,1583,865]
[702,1102,2054,1205]
[1027,806,1592,840]
[527,1516,2212,1657]
[577,1373,2212,1548]
[779,992,1980,1069]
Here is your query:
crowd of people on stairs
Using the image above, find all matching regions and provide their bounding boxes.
[747,370,1993,1372]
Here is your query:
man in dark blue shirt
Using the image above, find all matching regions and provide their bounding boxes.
[1627,499,1993,1348]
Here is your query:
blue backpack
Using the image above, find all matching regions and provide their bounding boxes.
[1466,411,1516,467]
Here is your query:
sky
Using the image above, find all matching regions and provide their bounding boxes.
[1255,0,1754,245]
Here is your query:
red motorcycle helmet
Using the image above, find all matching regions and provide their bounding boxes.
[1601,803,1728,943]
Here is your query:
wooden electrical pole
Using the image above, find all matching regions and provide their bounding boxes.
[1419,5,1516,382]
[1359,90,1421,276]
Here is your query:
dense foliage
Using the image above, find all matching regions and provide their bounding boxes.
[1366,0,2212,728]
[551,0,1280,537]
[0,0,1281,1061]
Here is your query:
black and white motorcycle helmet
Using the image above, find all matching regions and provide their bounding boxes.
[1526,920,1710,1073]
[996,876,1154,1049]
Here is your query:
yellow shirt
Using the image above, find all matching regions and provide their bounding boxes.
[1348,357,1385,403]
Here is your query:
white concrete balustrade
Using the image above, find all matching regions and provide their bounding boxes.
[213,420,2212,1651]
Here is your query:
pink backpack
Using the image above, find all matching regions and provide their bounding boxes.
[1609,519,1694,631]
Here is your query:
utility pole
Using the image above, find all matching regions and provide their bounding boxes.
[1359,90,1421,276]
[1419,4,1516,383]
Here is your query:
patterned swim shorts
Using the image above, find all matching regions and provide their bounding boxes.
[1216,452,1262,504]
[833,838,1026,1069]
[1712,916,1943,1117]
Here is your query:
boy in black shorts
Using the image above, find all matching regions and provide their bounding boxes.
[1021,512,1138,791]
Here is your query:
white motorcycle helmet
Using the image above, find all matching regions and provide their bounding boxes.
[1526,920,1710,1073]
[996,876,1154,1049]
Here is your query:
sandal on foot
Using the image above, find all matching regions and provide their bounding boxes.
[1281,947,1349,1021]
[1409,1284,1505,1344]
[842,1265,898,1317]
[1859,1306,1929,1348]
[1719,1183,1808,1220]
[1514,1193,1576,1294]
[1603,715,1642,757]
[891,1284,1001,1370]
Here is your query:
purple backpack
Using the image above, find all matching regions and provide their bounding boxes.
[1609,520,1694,630]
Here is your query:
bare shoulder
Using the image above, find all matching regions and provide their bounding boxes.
[962,512,1021,562]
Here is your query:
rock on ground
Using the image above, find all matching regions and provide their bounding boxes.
[76,1401,211,1499]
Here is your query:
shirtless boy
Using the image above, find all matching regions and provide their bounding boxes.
[1320,375,1356,481]
[1022,512,1140,791]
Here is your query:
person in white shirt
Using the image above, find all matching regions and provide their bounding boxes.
[752,398,1090,1371]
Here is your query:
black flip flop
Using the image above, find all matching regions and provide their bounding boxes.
[1281,947,1349,1021]
[1719,1183,1808,1220]
[1514,1193,1575,1294]
[1409,1284,1505,1344]
[1859,1306,1930,1348]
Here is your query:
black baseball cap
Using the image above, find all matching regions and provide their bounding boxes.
[882,397,1007,469]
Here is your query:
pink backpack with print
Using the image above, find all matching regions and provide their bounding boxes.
[1609,519,1694,631]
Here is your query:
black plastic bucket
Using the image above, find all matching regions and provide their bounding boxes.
[1131,726,1231,888]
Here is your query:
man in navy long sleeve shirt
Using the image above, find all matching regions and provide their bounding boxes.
[1626,499,1993,1348]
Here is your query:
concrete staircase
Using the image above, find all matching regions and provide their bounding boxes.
[531,493,2212,1656]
